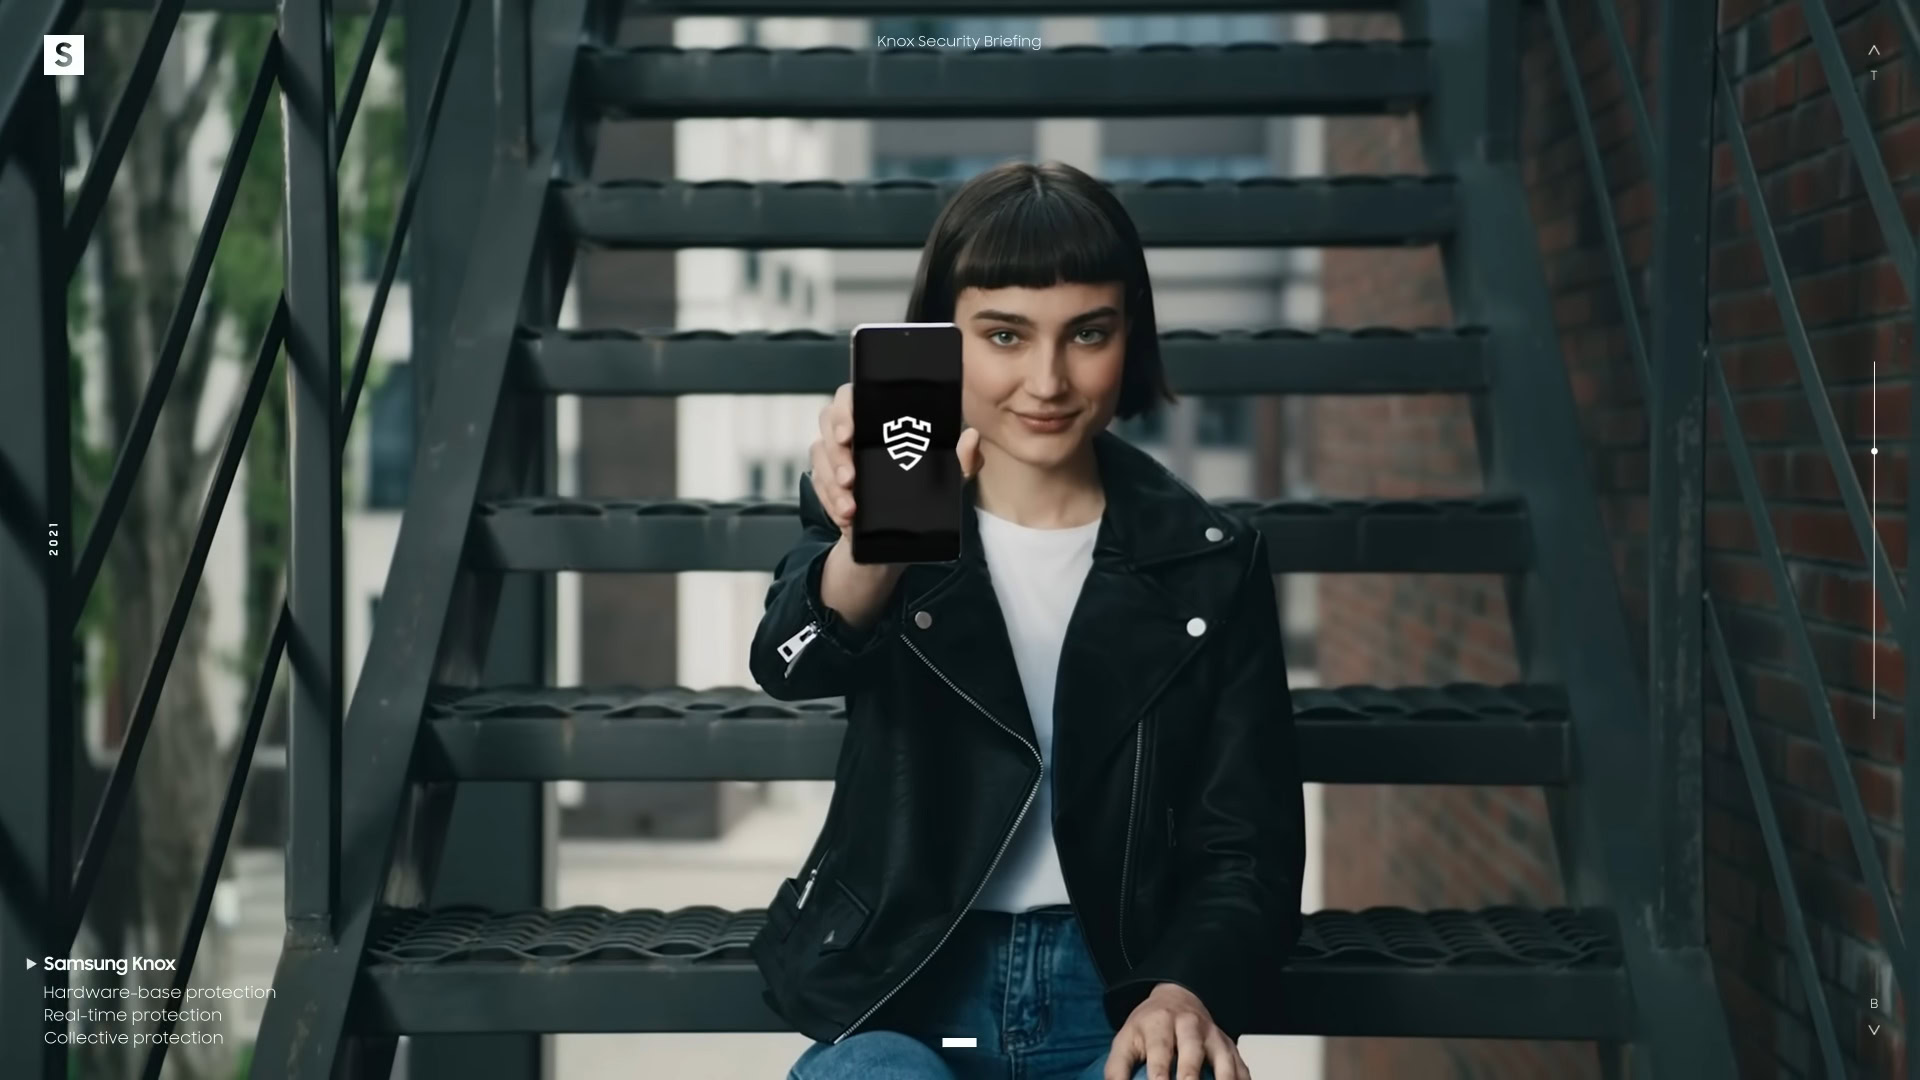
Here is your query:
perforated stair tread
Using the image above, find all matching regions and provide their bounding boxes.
[513,325,1492,396]
[417,682,1572,785]
[469,495,1531,574]
[579,41,1431,118]
[552,176,1457,248]
[352,905,1629,1039]
[577,0,1401,11]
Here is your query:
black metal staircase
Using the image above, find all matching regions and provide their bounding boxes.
[246,1,1744,1073]
[0,0,1753,1077]
[241,0,1749,1073]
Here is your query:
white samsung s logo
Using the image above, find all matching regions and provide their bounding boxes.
[882,416,931,471]
[43,36,85,75]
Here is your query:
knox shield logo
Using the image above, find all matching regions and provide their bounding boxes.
[882,416,932,471]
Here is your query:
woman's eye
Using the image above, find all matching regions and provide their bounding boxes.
[1076,327,1110,345]
[988,329,1020,347]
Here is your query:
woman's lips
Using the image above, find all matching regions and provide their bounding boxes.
[1015,411,1077,433]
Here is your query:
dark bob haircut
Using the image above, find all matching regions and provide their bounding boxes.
[903,160,1176,422]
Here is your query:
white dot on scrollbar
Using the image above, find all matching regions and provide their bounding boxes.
[942,1037,978,1048]
[1872,447,1879,454]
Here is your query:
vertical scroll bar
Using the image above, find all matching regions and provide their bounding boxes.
[1648,0,1715,948]
[282,0,343,945]
[0,75,72,1080]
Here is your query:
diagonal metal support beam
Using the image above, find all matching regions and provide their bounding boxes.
[1794,0,1915,302]
[1703,605,1847,1077]
[250,0,591,1071]
[60,0,188,273]
[1713,57,1907,640]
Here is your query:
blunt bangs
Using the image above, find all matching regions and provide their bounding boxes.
[905,161,1175,420]
[948,181,1139,300]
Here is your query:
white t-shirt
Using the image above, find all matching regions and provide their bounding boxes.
[971,504,1102,913]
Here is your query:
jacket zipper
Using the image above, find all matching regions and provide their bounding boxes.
[834,633,1043,1044]
[1116,724,1143,969]
[779,619,821,679]
[797,847,829,910]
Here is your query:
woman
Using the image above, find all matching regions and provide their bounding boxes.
[748,161,1305,1080]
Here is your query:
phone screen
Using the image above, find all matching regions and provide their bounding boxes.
[850,323,964,564]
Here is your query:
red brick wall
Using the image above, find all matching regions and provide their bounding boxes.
[1313,3,1913,1077]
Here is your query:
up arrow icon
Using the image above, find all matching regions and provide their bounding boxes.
[1869,45,1881,55]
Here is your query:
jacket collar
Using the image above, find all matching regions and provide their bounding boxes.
[895,428,1249,809]
[935,427,1238,584]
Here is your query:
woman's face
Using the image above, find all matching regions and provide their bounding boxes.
[952,281,1128,471]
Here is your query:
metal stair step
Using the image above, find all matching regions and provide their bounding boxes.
[553,177,1456,249]
[353,904,1630,1039]
[418,683,1571,786]
[514,326,1490,396]
[610,1,1399,12]
[476,495,1528,576]
[581,42,1429,119]
[470,495,1530,574]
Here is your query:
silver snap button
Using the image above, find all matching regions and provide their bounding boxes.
[1186,617,1206,637]
[1204,526,1224,542]
[914,610,933,630]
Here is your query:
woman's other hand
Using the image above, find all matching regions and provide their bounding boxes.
[810,383,983,537]
[1103,983,1248,1080]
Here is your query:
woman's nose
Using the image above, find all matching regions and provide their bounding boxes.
[1022,344,1068,396]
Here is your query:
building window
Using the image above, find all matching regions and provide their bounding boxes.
[1196,398,1249,447]
[743,250,760,287]
[777,265,793,304]
[1100,155,1269,182]
[749,457,805,499]
[366,362,413,509]
[1100,15,1278,46]
[873,17,1042,42]
[873,154,1024,181]
[369,593,381,630]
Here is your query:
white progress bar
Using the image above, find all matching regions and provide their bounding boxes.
[941,1037,978,1048]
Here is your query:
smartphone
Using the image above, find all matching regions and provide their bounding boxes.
[849,322,964,564]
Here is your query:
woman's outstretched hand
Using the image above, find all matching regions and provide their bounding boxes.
[809,383,982,538]
[1104,983,1249,1080]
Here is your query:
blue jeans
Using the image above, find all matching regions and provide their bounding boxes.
[787,905,1214,1080]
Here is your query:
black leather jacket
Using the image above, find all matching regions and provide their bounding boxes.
[748,429,1305,1046]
